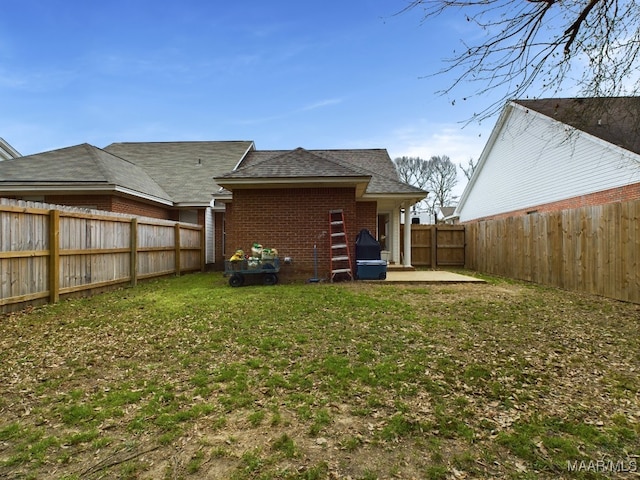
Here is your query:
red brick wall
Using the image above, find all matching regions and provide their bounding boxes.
[44,194,113,212]
[468,183,640,222]
[45,194,172,220]
[356,201,377,235]
[111,197,173,219]
[226,188,376,280]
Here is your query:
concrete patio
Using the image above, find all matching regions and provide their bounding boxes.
[382,269,485,284]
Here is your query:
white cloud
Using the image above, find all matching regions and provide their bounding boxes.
[233,97,343,126]
[382,120,491,197]
[386,121,486,162]
[301,98,343,111]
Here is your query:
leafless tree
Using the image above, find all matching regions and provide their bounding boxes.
[400,0,640,120]
[425,155,458,222]
[394,155,458,223]
[394,156,433,191]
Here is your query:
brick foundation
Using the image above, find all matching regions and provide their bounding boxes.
[469,183,640,222]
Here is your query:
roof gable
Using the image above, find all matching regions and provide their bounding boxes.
[220,147,368,179]
[216,147,372,196]
[0,137,21,160]
[456,97,640,221]
[104,141,254,205]
[224,147,426,197]
[0,143,171,202]
[515,97,640,155]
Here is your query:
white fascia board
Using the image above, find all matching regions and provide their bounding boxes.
[216,177,372,197]
[231,141,256,171]
[0,183,114,193]
[0,138,21,159]
[217,175,370,186]
[173,202,209,208]
[114,186,173,206]
[362,192,427,204]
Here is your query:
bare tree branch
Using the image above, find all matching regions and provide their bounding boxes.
[400,0,640,121]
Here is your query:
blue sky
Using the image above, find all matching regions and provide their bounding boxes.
[1,0,499,193]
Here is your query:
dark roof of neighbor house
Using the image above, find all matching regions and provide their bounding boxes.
[104,141,254,205]
[220,147,427,196]
[0,143,171,202]
[515,97,640,155]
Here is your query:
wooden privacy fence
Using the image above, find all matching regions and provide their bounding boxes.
[400,224,465,267]
[1,199,204,313]
[465,200,640,304]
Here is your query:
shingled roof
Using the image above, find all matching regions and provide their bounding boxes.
[104,141,254,205]
[219,148,369,179]
[218,147,426,197]
[1,141,426,206]
[515,97,640,155]
[0,143,171,202]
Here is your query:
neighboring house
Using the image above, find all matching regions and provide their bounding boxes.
[0,138,21,161]
[0,141,253,266]
[104,141,253,264]
[439,206,457,224]
[0,141,426,276]
[214,147,427,280]
[456,97,640,222]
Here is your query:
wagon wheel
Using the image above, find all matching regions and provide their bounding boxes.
[263,273,278,285]
[229,273,244,287]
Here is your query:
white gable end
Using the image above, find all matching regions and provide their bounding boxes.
[457,103,640,222]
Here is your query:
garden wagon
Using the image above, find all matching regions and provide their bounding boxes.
[224,258,280,287]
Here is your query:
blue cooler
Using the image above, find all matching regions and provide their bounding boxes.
[356,260,387,280]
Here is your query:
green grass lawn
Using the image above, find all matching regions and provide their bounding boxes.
[1,272,638,479]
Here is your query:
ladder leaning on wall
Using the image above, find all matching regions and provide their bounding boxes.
[329,209,353,282]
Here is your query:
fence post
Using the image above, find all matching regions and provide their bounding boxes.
[174,223,181,276]
[130,218,138,287]
[200,226,206,272]
[48,209,60,304]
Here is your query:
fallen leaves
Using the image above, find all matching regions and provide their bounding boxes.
[1,276,639,479]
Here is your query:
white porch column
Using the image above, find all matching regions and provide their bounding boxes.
[390,208,401,265]
[403,206,412,267]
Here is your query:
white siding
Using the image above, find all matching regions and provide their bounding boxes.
[458,106,640,221]
[205,207,214,264]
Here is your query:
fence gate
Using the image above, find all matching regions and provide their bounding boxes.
[400,224,465,267]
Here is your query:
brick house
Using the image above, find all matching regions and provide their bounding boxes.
[0,141,253,267]
[214,147,427,281]
[455,97,640,222]
[0,141,426,276]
